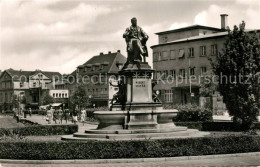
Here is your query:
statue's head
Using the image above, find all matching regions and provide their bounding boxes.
[131,17,137,26]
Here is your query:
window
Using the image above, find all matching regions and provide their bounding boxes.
[189,68,195,76]
[5,93,8,102]
[154,71,160,80]
[38,74,43,79]
[93,89,95,94]
[53,93,55,97]
[62,93,64,98]
[84,67,88,72]
[92,66,95,71]
[162,70,168,80]
[158,52,162,61]
[100,65,104,70]
[200,46,206,56]
[169,70,176,79]
[164,90,173,102]
[56,93,58,97]
[65,93,67,97]
[153,52,159,62]
[6,82,10,88]
[33,82,36,87]
[161,51,168,60]
[170,50,176,60]
[1,82,4,88]
[201,67,207,75]
[211,44,218,56]
[179,69,186,78]
[59,93,61,98]
[104,88,107,92]
[178,49,185,59]
[188,48,194,57]
[162,36,168,43]
[20,82,24,88]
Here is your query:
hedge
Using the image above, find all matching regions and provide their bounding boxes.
[175,122,260,131]
[0,135,259,159]
[0,124,78,137]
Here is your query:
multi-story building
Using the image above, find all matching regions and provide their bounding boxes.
[47,77,70,107]
[0,69,61,111]
[151,14,260,106]
[74,50,126,107]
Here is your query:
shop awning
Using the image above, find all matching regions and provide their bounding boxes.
[51,103,62,107]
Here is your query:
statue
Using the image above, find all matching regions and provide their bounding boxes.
[123,17,149,63]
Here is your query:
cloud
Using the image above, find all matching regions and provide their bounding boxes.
[169,22,190,29]
[0,0,126,73]
[193,4,260,29]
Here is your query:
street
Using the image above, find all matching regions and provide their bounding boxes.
[1,154,260,167]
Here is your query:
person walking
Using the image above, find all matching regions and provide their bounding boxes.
[80,108,86,126]
[72,109,78,125]
[53,108,58,124]
[57,107,63,124]
[64,109,70,124]
[28,108,32,117]
[46,107,53,124]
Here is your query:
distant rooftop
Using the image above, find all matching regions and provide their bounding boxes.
[151,29,260,48]
[77,51,126,74]
[155,25,223,35]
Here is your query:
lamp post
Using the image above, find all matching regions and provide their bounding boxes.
[188,57,196,104]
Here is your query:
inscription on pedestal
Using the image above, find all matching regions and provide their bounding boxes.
[132,78,152,102]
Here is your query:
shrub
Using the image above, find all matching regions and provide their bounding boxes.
[0,135,259,159]
[0,124,78,137]
[173,104,213,122]
[175,122,203,130]
[175,122,260,131]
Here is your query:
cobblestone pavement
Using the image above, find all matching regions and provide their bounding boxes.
[1,155,260,167]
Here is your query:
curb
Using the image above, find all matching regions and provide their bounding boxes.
[1,152,260,164]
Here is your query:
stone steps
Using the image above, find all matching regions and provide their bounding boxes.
[85,126,187,134]
[61,129,209,141]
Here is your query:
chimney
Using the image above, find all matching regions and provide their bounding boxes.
[100,52,103,55]
[220,14,228,30]
[108,51,111,54]
[117,50,120,53]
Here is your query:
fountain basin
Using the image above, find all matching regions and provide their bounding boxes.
[94,111,127,130]
[155,109,178,128]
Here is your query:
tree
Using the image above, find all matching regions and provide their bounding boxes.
[70,84,90,110]
[199,72,218,110]
[41,93,54,105]
[200,71,218,97]
[211,21,260,131]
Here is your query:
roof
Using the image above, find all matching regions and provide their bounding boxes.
[151,31,228,48]
[155,25,222,35]
[0,69,62,81]
[79,51,126,75]
[151,29,260,48]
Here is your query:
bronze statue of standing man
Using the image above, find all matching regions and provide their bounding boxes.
[123,17,149,63]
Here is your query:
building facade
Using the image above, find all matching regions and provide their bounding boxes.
[151,14,260,107]
[73,50,126,107]
[0,69,62,111]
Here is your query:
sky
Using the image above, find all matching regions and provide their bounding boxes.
[1,0,260,74]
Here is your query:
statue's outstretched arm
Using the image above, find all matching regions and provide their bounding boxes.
[123,28,130,38]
